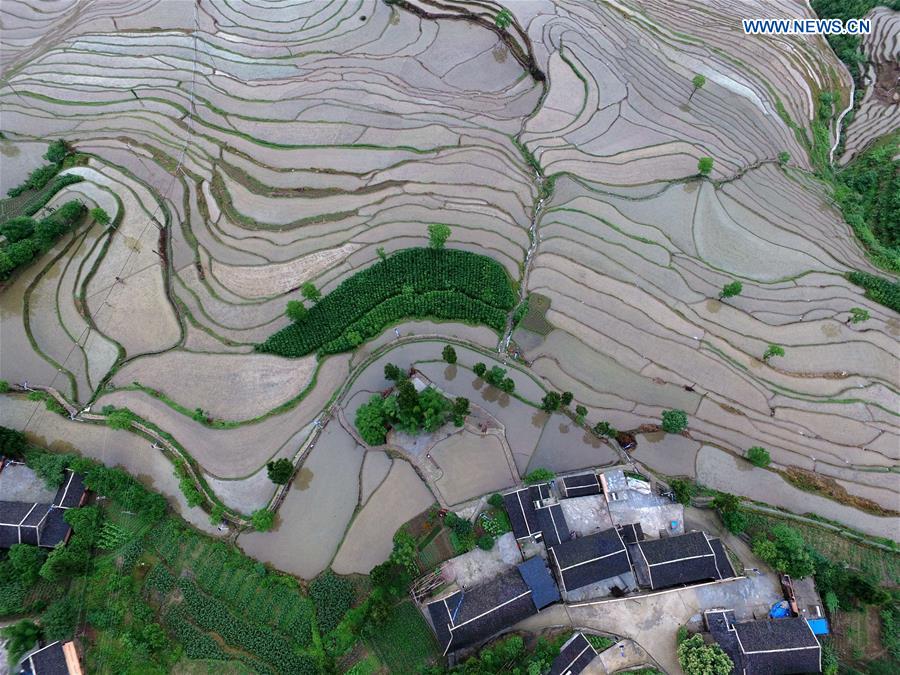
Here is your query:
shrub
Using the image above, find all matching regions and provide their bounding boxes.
[24,450,72,488]
[286,300,307,322]
[300,281,320,302]
[560,391,573,406]
[719,280,742,299]
[476,535,495,551]
[0,425,28,457]
[670,478,696,506]
[575,405,587,423]
[524,468,555,485]
[251,509,275,532]
[384,363,405,381]
[541,392,561,412]
[428,223,451,249]
[763,344,785,362]
[746,446,771,467]
[677,634,732,674]
[593,421,617,437]
[442,344,457,364]
[473,362,487,377]
[488,493,504,509]
[712,493,747,534]
[1,620,42,666]
[355,395,388,445]
[778,151,790,166]
[752,524,814,578]
[41,597,78,641]
[310,570,354,634]
[44,139,69,164]
[697,157,714,176]
[661,409,688,433]
[90,207,110,226]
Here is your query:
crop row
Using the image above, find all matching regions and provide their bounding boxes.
[257,248,516,357]
[177,578,317,674]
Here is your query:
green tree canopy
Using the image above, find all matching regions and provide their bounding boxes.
[593,421,617,438]
[677,634,733,675]
[90,207,110,226]
[560,391,573,406]
[427,223,451,249]
[251,509,275,532]
[746,446,771,467]
[473,362,487,377]
[383,362,405,381]
[442,344,457,364]
[698,157,714,176]
[285,300,307,322]
[763,344,785,362]
[752,523,814,577]
[300,281,320,302]
[661,409,688,433]
[266,458,293,485]
[355,395,389,446]
[719,280,742,299]
[541,391,561,413]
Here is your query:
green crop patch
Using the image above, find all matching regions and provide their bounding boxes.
[519,292,553,336]
[257,248,517,357]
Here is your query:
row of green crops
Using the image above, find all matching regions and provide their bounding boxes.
[257,248,517,357]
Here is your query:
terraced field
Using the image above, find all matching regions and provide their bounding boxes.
[1,0,897,590]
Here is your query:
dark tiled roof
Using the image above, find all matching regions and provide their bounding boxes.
[425,568,537,654]
[617,522,644,544]
[706,609,741,673]
[549,632,597,675]
[529,483,552,503]
[40,508,72,548]
[735,617,821,675]
[503,488,539,540]
[709,537,736,579]
[0,524,19,548]
[26,640,70,675]
[536,504,570,548]
[551,528,631,592]
[53,471,86,509]
[22,503,50,528]
[0,500,35,525]
[517,556,560,609]
[561,473,601,497]
[637,532,722,590]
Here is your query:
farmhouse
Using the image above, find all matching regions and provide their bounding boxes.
[549,527,632,595]
[17,640,83,675]
[0,462,86,549]
[548,632,598,675]
[705,609,822,674]
[425,557,559,655]
[535,502,570,548]
[631,531,734,590]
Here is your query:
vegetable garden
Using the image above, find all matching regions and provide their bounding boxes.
[257,248,517,357]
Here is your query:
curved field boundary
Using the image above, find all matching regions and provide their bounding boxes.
[257,247,517,357]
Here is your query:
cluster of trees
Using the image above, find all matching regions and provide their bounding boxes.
[473,362,515,393]
[6,140,70,198]
[810,0,888,73]
[540,390,573,413]
[355,364,467,445]
[677,632,733,675]
[0,199,86,280]
[260,247,516,357]
[847,270,900,314]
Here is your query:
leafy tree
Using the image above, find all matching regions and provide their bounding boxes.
[848,307,869,324]
[209,504,225,525]
[698,157,714,176]
[575,405,587,424]
[285,300,307,322]
[677,634,733,675]
[345,330,363,347]
[752,523,814,577]
[762,344,785,362]
[355,395,388,445]
[712,493,747,534]
[90,207,110,225]
[778,151,790,166]
[1,620,42,667]
[560,391,573,406]
[719,280,742,299]
[541,391,561,413]
[477,535,495,551]
[689,74,706,101]
[500,377,515,394]
[473,362,487,377]
[376,246,387,261]
[661,409,688,433]
[593,421,618,438]
[442,344,457,364]
[0,216,36,242]
[251,509,275,532]
[419,387,451,432]
[427,223,451,249]
[495,8,513,29]
[300,281,320,303]
[25,451,71,488]
[485,365,507,387]
[746,446,771,467]
[670,478,696,506]
[383,362,405,381]
[105,408,136,430]
[524,468,555,485]
[0,425,28,457]
[488,493,504,509]
[266,458,293,484]
[41,597,78,641]
[452,396,470,426]
[8,544,47,586]
[388,528,418,575]
[0,380,8,393]
[44,139,69,164]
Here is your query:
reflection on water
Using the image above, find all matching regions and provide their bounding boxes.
[558,422,570,434]
[498,393,510,408]
[293,467,314,491]
[682,179,700,194]
[531,411,549,428]
[643,431,665,444]
[444,364,457,381]
[705,299,721,314]
[582,431,603,449]
[471,377,484,392]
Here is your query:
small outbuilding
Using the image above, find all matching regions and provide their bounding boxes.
[548,632,597,675]
[549,527,631,594]
[560,472,601,498]
[502,483,553,542]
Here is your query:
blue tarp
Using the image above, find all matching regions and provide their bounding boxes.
[807,617,830,635]
[769,601,791,618]
[517,556,560,610]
